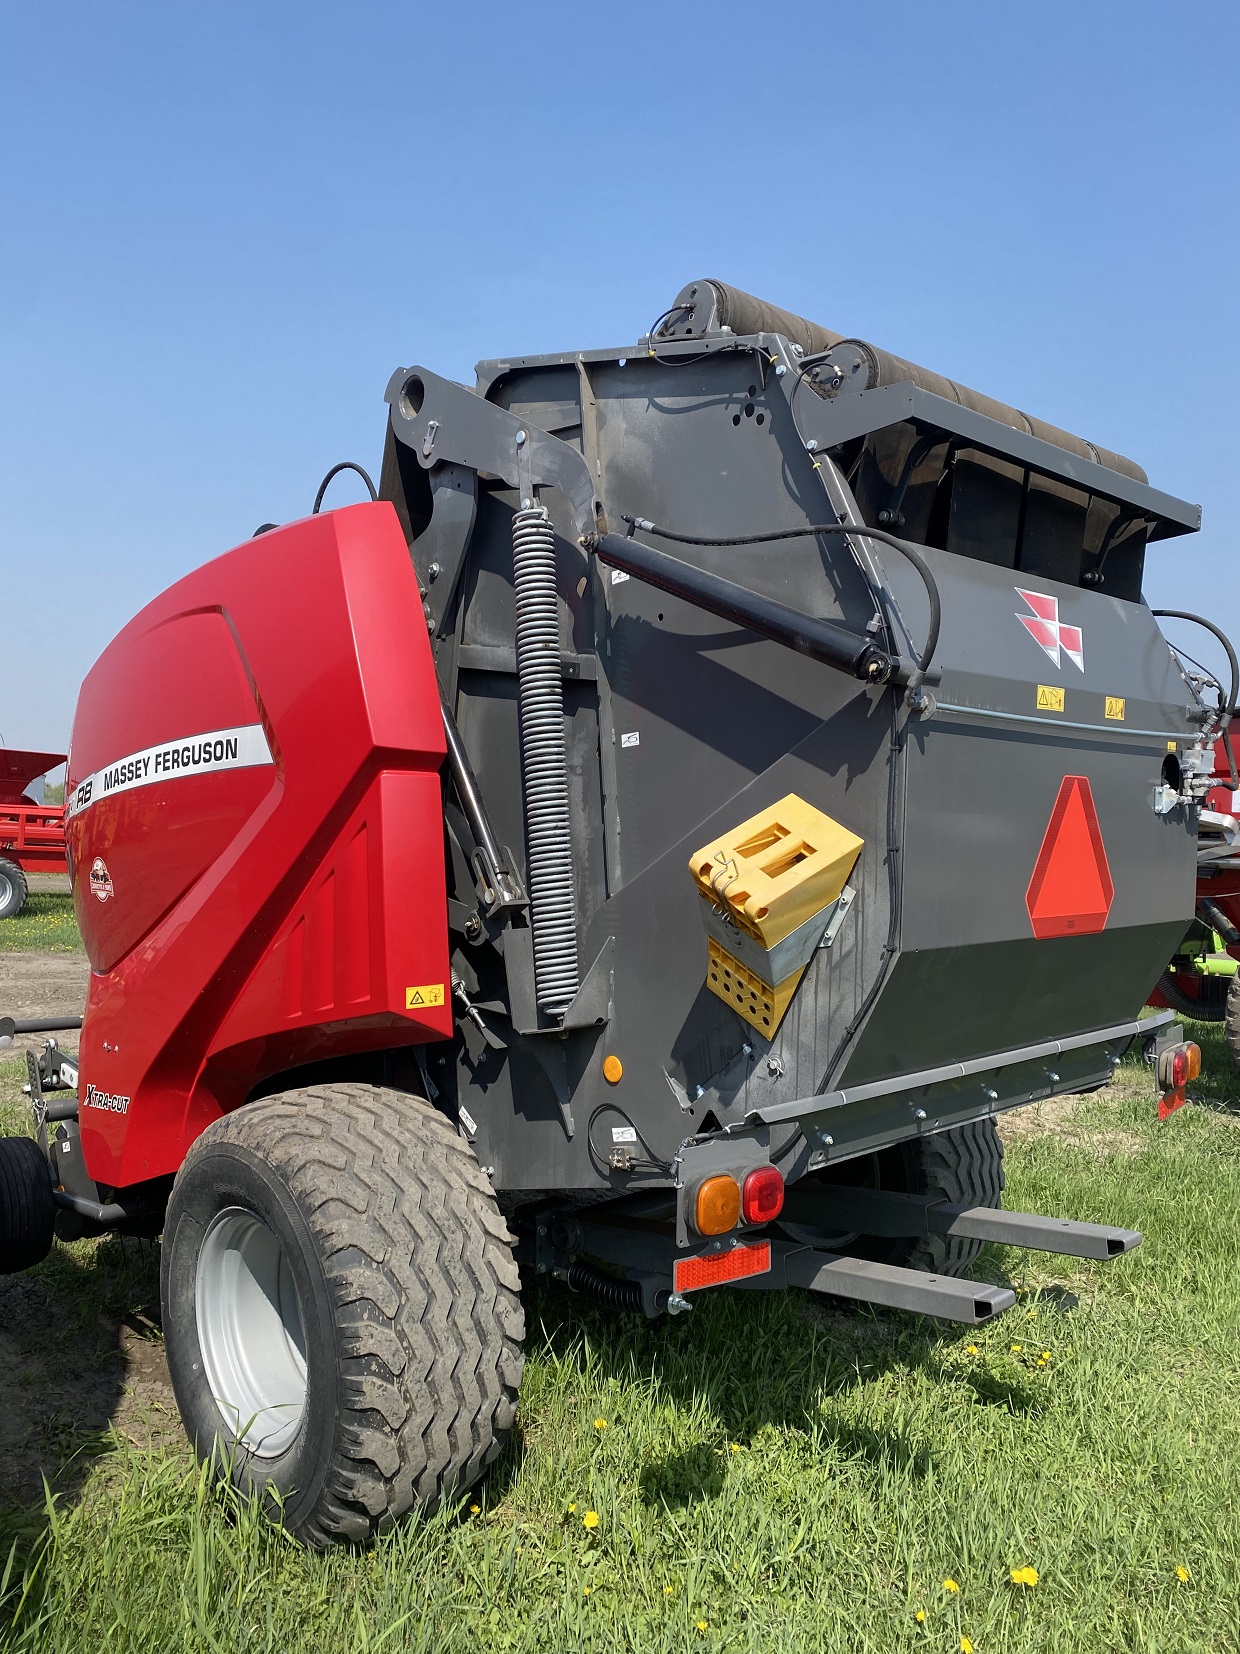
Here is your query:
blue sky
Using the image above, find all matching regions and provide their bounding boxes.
[2,1,1237,755]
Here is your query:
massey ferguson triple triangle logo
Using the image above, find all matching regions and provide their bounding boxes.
[1016,588,1084,671]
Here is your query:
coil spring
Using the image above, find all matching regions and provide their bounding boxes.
[567,1261,643,1313]
[512,504,580,1015]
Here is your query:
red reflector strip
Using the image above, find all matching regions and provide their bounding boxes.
[674,1241,771,1294]
[1158,1087,1187,1121]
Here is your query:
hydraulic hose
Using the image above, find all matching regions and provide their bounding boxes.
[1153,609,1240,789]
[620,516,940,701]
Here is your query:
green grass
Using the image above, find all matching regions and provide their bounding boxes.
[0,893,81,952]
[2,1028,1238,1653]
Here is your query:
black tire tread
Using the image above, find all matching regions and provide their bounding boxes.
[1225,973,1240,1069]
[181,1085,523,1546]
[0,1134,56,1273]
[900,1118,1005,1276]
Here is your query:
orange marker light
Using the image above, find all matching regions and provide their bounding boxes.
[695,1174,741,1236]
[603,1055,623,1084]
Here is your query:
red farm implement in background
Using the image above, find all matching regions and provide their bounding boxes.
[0,747,68,919]
[1148,735,1240,1057]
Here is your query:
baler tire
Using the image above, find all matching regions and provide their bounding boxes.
[161,1084,524,1548]
[1225,974,1240,1069]
[0,859,28,921]
[896,1119,1006,1278]
[0,1134,56,1273]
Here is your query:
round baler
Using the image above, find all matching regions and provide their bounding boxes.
[0,281,1218,1544]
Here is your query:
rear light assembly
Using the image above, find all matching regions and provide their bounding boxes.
[742,1164,784,1225]
[1156,1040,1201,1119]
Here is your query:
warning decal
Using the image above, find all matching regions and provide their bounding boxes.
[1036,685,1066,713]
[67,724,273,817]
[406,984,446,1009]
[1025,776,1114,940]
[1105,696,1126,721]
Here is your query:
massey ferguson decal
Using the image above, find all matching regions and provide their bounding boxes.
[1016,588,1084,671]
[83,1083,131,1115]
[89,857,114,902]
[67,723,273,817]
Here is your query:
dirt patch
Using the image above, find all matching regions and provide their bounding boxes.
[0,949,90,1057]
[998,1095,1146,1156]
[0,1238,180,1514]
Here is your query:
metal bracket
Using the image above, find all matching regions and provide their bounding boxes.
[385,364,604,540]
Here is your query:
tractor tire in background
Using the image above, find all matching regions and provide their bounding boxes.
[0,859,28,920]
[779,1117,1005,1278]
[1225,975,1240,1069]
[0,1134,56,1273]
[161,1085,525,1547]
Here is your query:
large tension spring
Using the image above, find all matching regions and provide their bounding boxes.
[512,503,580,1016]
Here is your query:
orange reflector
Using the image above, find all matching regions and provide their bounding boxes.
[602,1054,623,1084]
[674,1241,771,1294]
[694,1174,741,1236]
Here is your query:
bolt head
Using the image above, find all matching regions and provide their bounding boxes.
[805,438,818,452]
[913,1107,927,1121]
[428,561,441,580]
[775,363,787,377]
[515,429,527,446]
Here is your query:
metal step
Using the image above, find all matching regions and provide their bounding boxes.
[928,1204,1141,1260]
[804,1185,1142,1261]
[784,1249,1016,1324]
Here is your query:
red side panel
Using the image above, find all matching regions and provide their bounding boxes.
[65,503,451,1189]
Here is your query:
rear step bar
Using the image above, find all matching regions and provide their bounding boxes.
[783,1250,1014,1323]
[806,1187,1143,1261]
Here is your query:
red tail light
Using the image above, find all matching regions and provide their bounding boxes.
[742,1165,784,1225]
[1156,1040,1201,1120]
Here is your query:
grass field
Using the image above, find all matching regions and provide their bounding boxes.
[1,1026,1238,1653]
[0,893,81,953]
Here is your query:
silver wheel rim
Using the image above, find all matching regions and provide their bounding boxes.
[0,872,12,911]
[196,1206,308,1457]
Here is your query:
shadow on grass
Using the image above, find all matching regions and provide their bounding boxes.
[0,1235,164,1557]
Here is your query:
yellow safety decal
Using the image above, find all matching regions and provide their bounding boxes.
[1104,696,1126,721]
[1036,685,1065,712]
[406,984,446,1009]
[1167,740,1178,752]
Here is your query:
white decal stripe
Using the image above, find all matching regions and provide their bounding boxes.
[67,723,273,818]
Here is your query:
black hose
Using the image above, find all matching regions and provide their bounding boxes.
[622,516,941,700]
[566,1261,644,1313]
[1154,969,1227,1024]
[312,462,378,514]
[1152,608,1240,721]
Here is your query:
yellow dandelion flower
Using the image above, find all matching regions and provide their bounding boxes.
[1041,1351,1051,1360]
[567,1502,577,1514]
[582,1510,600,1529]
[664,1585,674,1596]
[583,1587,591,1596]
[594,1418,608,1430]
[697,1622,708,1633]
[942,1578,960,1594]
[1176,1565,1190,1583]
[1010,1344,1022,1354]
[1010,1566,1039,1587]
[915,1608,926,1622]
[961,1639,974,1654]
[469,1504,480,1514]
[965,1344,979,1356]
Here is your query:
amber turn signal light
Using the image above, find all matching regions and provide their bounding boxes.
[694,1174,741,1236]
[742,1165,785,1225]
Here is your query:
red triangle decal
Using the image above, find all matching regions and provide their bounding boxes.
[1025,776,1114,939]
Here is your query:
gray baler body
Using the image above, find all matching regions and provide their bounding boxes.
[380,280,1203,1210]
